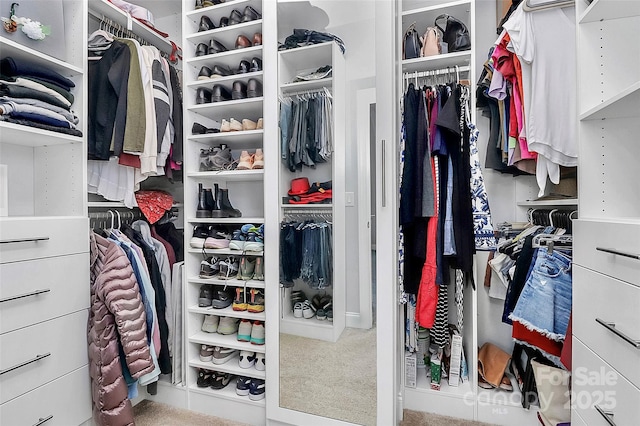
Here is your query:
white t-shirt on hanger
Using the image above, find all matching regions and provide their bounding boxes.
[503,4,577,195]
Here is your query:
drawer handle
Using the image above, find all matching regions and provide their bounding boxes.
[596,318,640,349]
[596,247,640,260]
[0,352,51,375]
[0,288,51,304]
[33,415,53,426]
[0,236,50,244]
[595,405,616,426]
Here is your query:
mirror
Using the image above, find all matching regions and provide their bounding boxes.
[277,2,378,424]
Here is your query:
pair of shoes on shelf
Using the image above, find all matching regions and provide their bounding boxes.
[229,224,264,252]
[221,117,263,132]
[293,300,317,319]
[238,351,265,370]
[192,121,220,134]
[197,79,263,103]
[312,294,333,321]
[198,284,233,308]
[201,315,239,335]
[197,58,262,80]
[235,32,262,48]
[194,0,222,10]
[196,183,241,218]
[236,376,265,400]
[199,368,235,390]
[195,30,261,57]
[232,255,264,281]
[237,319,265,345]
[233,287,265,312]
[236,149,264,170]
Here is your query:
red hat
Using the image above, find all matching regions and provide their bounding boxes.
[288,177,310,196]
[134,190,174,224]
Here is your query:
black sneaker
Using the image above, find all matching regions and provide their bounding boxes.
[197,369,213,387]
[210,371,233,390]
[190,225,209,248]
[198,284,214,307]
[236,376,251,396]
[199,257,220,278]
[249,378,265,400]
[218,256,239,280]
[211,285,234,309]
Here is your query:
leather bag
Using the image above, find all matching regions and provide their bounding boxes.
[421,27,441,57]
[435,14,471,53]
[403,22,422,60]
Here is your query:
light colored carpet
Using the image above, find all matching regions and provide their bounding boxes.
[279,327,378,426]
[133,399,247,426]
[400,409,493,426]
[133,400,493,425]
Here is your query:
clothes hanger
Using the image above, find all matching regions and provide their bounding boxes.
[523,0,574,12]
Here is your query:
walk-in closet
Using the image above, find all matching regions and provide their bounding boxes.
[0,0,638,425]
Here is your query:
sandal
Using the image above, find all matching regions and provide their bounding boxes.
[499,375,513,392]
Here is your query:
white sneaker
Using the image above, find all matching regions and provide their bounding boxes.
[293,302,303,318]
[255,353,265,371]
[302,300,315,319]
[201,315,219,333]
[212,346,238,364]
[217,316,240,335]
[238,350,256,369]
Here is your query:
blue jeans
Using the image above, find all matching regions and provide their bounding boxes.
[510,249,572,340]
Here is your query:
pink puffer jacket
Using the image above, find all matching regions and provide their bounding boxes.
[88,233,154,426]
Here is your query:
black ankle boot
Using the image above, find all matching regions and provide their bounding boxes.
[197,183,212,218]
[211,183,225,218]
[218,188,242,217]
[204,188,215,215]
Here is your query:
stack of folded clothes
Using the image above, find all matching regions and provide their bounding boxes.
[0,57,81,136]
[286,177,332,204]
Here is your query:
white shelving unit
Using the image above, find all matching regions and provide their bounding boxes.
[277,41,346,343]
[572,2,640,424]
[182,0,267,422]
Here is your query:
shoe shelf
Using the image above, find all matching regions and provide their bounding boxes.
[187,216,265,224]
[188,305,266,321]
[0,122,83,148]
[88,0,173,55]
[186,0,263,23]
[579,0,640,24]
[188,383,266,407]
[0,36,83,77]
[188,98,264,121]
[189,276,266,290]
[189,130,264,149]
[187,46,263,69]
[187,169,264,182]
[402,51,472,73]
[280,311,336,342]
[189,357,266,380]
[280,78,333,94]
[188,247,264,256]
[579,81,640,121]
[188,71,264,90]
[190,330,266,354]
[186,20,263,46]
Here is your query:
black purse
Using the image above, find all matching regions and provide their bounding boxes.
[403,22,422,60]
[435,14,471,53]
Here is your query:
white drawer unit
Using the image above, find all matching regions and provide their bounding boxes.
[0,253,89,334]
[0,217,89,264]
[0,309,88,404]
[0,366,92,426]
[573,219,640,287]
[573,265,640,388]
[572,339,640,426]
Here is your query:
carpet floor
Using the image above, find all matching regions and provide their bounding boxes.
[279,327,378,425]
[133,400,493,425]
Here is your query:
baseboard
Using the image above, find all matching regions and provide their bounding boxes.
[346,311,373,329]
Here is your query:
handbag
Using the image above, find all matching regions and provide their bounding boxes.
[403,22,422,60]
[421,27,441,57]
[435,14,471,53]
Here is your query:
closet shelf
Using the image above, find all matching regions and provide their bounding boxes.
[188,276,266,290]
[188,305,266,322]
[516,198,578,207]
[476,374,523,408]
[188,384,265,407]
[187,217,265,224]
[579,81,640,121]
[188,247,264,256]
[187,169,264,182]
[402,51,471,73]
[402,0,472,34]
[405,371,474,400]
[189,331,266,354]
[0,122,83,147]
[189,357,265,380]
[87,202,183,208]
[0,37,83,76]
[188,98,264,121]
[88,0,174,55]
[278,41,333,60]
[188,130,264,149]
[185,0,262,22]
[579,0,640,24]
[186,20,263,46]
[186,46,262,69]
[188,71,263,90]
[402,0,471,17]
[280,78,333,94]
[280,311,336,342]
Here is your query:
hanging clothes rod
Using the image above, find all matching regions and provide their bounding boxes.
[281,86,332,97]
[402,65,470,79]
